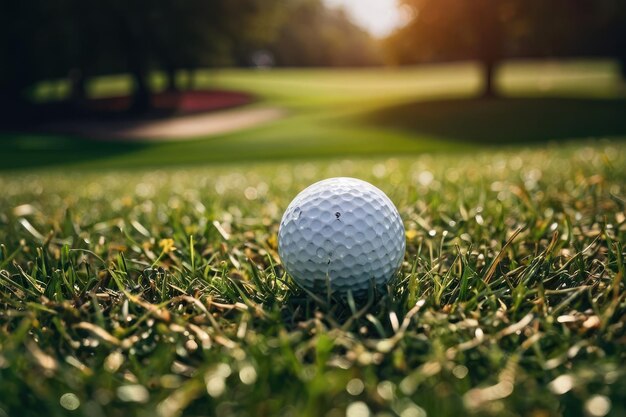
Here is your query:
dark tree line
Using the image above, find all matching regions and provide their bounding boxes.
[261,0,381,67]
[385,0,626,97]
[6,0,619,112]
[1,0,380,115]
[1,0,283,113]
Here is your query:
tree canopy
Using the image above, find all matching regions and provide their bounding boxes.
[385,0,626,96]
[262,0,381,67]
[1,0,383,114]
[4,0,623,112]
[1,0,283,112]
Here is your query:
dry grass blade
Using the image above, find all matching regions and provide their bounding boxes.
[0,141,624,417]
[483,226,525,284]
[74,322,121,346]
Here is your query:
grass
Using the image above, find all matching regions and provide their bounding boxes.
[1,141,625,417]
[364,97,626,142]
[1,60,625,416]
[2,60,625,171]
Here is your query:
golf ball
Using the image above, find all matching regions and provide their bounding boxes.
[278,177,405,294]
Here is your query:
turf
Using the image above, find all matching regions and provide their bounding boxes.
[364,97,626,142]
[1,142,625,417]
[2,60,625,171]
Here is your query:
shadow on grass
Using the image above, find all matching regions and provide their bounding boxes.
[364,97,626,142]
[0,89,254,171]
[3,96,626,172]
[0,133,150,171]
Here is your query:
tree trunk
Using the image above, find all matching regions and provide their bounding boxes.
[186,68,195,90]
[69,68,87,107]
[474,0,500,99]
[166,66,178,92]
[119,13,152,114]
[131,68,151,114]
[0,83,28,122]
[1,39,32,119]
[482,60,497,98]
[126,39,151,113]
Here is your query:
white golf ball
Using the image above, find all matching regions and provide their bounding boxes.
[278,177,405,294]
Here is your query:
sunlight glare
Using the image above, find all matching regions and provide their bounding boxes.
[324,0,404,37]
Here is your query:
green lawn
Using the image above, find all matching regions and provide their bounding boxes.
[2,60,625,171]
[1,62,626,417]
[1,143,625,416]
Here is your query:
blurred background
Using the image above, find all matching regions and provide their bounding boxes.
[1,0,625,170]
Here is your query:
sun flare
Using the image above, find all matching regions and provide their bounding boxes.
[323,0,404,37]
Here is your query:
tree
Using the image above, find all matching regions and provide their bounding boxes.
[110,0,283,108]
[385,0,626,97]
[1,0,283,115]
[260,0,381,67]
[0,0,62,112]
[385,0,518,97]
[150,1,247,92]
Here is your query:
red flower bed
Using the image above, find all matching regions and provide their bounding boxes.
[87,90,254,114]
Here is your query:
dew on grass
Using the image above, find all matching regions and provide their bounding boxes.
[346,378,364,396]
[549,374,574,395]
[399,376,416,396]
[417,171,434,187]
[453,365,469,379]
[185,339,198,352]
[239,364,257,385]
[117,385,149,403]
[206,376,226,397]
[585,395,611,417]
[2,141,626,416]
[346,401,370,417]
[244,187,258,200]
[400,405,426,417]
[60,393,80,411]
[376,381,395,401]
[372,164,386,178]
[393,399,427,417]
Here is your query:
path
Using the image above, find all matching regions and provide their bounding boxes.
[44,106,285,141]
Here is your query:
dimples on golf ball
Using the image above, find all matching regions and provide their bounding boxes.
[278,177,405,293]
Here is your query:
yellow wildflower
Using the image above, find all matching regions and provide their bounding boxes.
[405,230,418,241]
[159,238,176,254]
[267,233,278,250]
